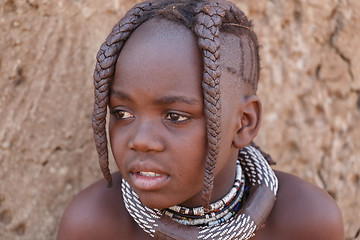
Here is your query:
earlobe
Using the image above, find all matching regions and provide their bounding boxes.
[233,95,262,149]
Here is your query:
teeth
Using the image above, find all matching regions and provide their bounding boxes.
[139,171,161,177]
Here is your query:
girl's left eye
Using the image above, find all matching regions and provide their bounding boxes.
[165,112,189,122]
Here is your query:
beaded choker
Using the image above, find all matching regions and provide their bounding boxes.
[121,145,278,239]
[167,160,243,216]
[163,160,246,227]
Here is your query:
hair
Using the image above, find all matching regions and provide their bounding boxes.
[92,0,273,210]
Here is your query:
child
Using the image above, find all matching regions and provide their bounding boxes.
[57,0,344,239]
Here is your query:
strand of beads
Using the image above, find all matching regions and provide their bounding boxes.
[162,161,246,226]
[167,160,242,216]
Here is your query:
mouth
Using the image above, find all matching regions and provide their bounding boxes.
[139,171,163,177]
[130,171,170,191]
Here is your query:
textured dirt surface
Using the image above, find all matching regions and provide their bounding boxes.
[0,0,359,239]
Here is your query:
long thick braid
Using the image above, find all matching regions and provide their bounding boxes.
[194,0,270,209]
[92,1,160,187]
[194,0,227,210]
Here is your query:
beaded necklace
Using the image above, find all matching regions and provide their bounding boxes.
[121,145,278,239]
[167,160,243,217]
[162,160,246,226]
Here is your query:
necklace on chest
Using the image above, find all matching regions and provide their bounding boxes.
[121,145,278,239]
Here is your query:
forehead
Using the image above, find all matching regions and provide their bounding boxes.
[116,18,202,84]
[113,18,202,94]
[116,17,200,74]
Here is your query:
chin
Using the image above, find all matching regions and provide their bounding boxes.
[137,193,177,210]
[141,198,172,210]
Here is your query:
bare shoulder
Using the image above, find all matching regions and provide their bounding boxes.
[254,170,344,240]
[56,172,147,240]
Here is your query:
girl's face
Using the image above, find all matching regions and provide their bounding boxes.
[109,20,207,209]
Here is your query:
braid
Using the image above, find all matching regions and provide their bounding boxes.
[194,0,226,210]
[193,0,264,210]
[92,1,161,187]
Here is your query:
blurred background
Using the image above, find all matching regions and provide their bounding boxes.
[0,0,359,239]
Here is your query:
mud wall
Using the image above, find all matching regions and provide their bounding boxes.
[0,0,359,239]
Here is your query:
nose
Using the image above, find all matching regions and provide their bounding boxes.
[128,120,165,153]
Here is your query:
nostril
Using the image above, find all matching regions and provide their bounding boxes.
[128,133,165,153]
[128,121,166,152]
[128,130,155,152]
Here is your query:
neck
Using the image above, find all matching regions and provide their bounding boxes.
[211,155,238,203]
[179,155,238,208]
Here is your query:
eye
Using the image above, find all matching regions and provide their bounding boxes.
[110,109,134,120]
[165,112,189,122]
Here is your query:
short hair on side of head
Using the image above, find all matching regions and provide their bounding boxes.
[221,25,260,93]
[92,0,270,210]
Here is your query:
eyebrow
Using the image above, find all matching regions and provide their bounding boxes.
[109,89,133,101]
[153,95,200,105]
[109,89,199,105]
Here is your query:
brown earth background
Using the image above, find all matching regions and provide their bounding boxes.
[0,0,359,239]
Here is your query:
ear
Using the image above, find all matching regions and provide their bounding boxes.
[232,95,262,149]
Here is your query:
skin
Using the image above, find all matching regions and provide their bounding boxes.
[57,19,344,240]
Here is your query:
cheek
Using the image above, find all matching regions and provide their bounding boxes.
[182,123,207,171]
[108,122,125,169]
[108,121,116,154]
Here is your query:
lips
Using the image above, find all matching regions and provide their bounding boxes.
[130,171,169,191]
[128,162,170,191]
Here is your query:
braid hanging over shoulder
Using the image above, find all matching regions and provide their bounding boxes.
[92,0,274,209]
[194,0,226,210]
